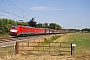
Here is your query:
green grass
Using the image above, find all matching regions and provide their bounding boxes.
[33,34,71,55]
[0,46,14,57]
[44,35,61,42]
[0,33,10,38]
[67,33,90,48]
[63,33,90,58]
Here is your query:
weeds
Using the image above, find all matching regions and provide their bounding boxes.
[44,35,61,42]
[0,33,10,38]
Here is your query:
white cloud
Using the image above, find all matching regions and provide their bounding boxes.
[30,6,63,11]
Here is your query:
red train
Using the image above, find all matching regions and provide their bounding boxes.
[10,25,65,37]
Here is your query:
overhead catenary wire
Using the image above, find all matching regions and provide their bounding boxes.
[1,0,30,20]
[0,5,24,17]
[1,0,24,14]
[5,0,25,13]
[5,0,35,18]
[0,9,29,20]
[2,0,33,19]
[1,0,44,23]
[0,15,20,20]
[0,6,30,21]
[2,0,43,21]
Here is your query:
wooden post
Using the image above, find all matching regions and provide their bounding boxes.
[49,43,50,54]
[71,43,72,55]
[38,42,40,46]
[15,42,19,54]
[60,42,61,47]
[60,42,61,54]
[49,42,50,47]
[28,42,29,48]
[22,44,24,50]
[49,51,50,55]
[28,42,29,52]
[72,44,76,55]
[43,47,44,51]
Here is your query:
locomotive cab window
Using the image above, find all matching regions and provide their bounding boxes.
[11,26,18,28]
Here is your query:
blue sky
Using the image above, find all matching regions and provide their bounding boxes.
[0,0,90,29]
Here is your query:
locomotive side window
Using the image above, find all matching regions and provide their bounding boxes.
[11,26,18,28]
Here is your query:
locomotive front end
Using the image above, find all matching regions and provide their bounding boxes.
[10,25,18,36]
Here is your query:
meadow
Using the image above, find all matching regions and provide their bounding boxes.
[63,33,90,59]
[0,33,90,60]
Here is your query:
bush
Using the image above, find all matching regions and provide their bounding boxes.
[44,35,61,42]
[44,38,48,42]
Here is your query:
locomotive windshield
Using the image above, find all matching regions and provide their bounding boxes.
[11,26,18,28]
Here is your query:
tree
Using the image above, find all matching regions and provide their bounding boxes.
[56,24,62,30]
[28,18,37,27]
[37,23,43,28]
[0,18,12,34]
[49,23,62,30]
[0,18,29,34]
[23,22,29,26]
[44,23,49,28]
[49,23,55,29]
[81,28,90,33]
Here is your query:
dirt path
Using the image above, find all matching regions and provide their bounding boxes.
[54,33,72,42]
[16,55,75,60]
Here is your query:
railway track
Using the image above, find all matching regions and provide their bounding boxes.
[0,34,55,48]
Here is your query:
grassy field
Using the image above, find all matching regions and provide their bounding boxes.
[62,33,90,59]
[0,33,90,60]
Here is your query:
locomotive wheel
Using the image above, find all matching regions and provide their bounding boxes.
[25,34,28,37]
[15,35,18,38]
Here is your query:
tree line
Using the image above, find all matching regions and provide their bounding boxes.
[0,18,28,34]
[65,28,90,33]
[28,18,62,30]
[0,18,62,34]
[1,18,89,35]
[81,28,90,33]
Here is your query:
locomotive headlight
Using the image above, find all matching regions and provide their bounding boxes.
[10,30,17,32]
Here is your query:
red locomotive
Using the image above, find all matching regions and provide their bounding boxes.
[10,25,65,37]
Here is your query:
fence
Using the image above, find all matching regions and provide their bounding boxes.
[15,42,75,55]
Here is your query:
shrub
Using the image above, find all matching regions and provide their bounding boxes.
[44,35,61,42]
